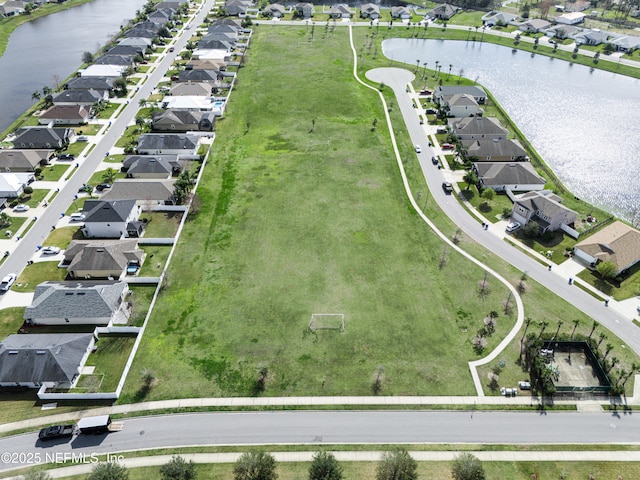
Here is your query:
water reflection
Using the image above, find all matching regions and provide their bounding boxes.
[382,38,640,222]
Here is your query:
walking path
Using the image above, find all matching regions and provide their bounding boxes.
[5,450,640,479]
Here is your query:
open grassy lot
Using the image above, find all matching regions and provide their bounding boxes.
[139,245,171,276]
[120,27,514,401]
[14,261,67,292]
[458,185,513,223]
[39,164,70,181]
[2,215,27,237]
[41,226,78,248]
[0,307,24,338]
[75,123,102,136]
[81,336,136,392]
[139,211,182,238]
[57,459,640,480]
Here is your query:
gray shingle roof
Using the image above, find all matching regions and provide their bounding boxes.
[0,333,94,385]
[463,138,527,159]
[0,150,51,170]
[474,162,546,186]
[515,191,576,220]
[65,239,143,274]
[101,179,176,202]
[66,76,115,91]
[24,281,126,322]
[82,199,137,223]
[450,117,509,136]
[137,134,199,151]
[123,155,179,175]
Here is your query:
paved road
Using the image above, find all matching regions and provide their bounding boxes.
[0,0,217,281]
[1,410,639,470]
[365,67,640,358]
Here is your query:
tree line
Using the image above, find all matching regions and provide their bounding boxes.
[21,450,486,480]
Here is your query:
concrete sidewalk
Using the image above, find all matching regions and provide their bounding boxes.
[6,450,640,479]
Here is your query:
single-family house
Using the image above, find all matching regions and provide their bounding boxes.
[573,28,608,46]
[263,3,285,17]
[473,162,546,192]
[294,2,314,18]
[52,89,107,106]
[554,11,585,24]
[518,19,551,33]
[574,221,640,275]
[511,191,577,234]
[0,173,35,198]
[123,21,161,38]
[391,6,412,20]
[426,3,459,21]
[462,138,528,162]
[66,76,115,93]
[177,69,223,83]
[152,109,215,132]
[64,239,144,280]
[106,45,145,57]
[449,117,509,140]
[224,0,252,16]
[0,150,51,172]
[80,199,143,238]
[545,24,582,40]
[148,9,172,25]
[24,281,129,326]
[94,54,136,66]
[609,35,640,52]
[360,3,380,19]
[0,1,26,17]
[443,93,482,117]
[330,3,352,18]
[122,155,182,178]
[101,179,177,206]
[0,333,95,389]
[11,127,74,150]
[169,81,213,96]
[137,134,200,155]
[433,85,487,105]
[481,11,519,26]
[38,105,92,125]
[161,96,224,114]
[185,59,228,71]
[118,37,153,49]
[156,1,182,10]
[566,0,591,12]
[81,64,126,78]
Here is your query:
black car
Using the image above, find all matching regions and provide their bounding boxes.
[431,156,439,165]
[96,183,112,191]
[442,181,453,194]
[58,153,75,161]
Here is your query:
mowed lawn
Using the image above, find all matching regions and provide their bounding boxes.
[120,27,511,401]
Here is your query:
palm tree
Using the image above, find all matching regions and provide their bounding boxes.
[462,171,477,190]
[31,91,41,101]
[603,343,614,361]
[101,168,118,184]
[138,98,148,108]
[597,332,607,348]
[519,317,532,360]
[538,320,549,339]
[588,320,598,339]
[448,63,453,79]
[553,320,564,340]
[570,319,580,339]
[42,86,51,97]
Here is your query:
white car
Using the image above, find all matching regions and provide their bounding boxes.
[69,213,86,222]
[415,144,422,153]
[505,221,521,233]
[0,273,17,292]
[41,246,61,255]
[13,204,30,212]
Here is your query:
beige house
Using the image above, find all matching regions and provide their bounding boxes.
[574,221,640,275]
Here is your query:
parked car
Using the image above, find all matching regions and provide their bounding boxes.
[76,136,89,142]
[96,183,112,192]
[425,108,437,114]
[414,144,422,154]
[431,156,439,165]
[70,213,86,222]
[57,154,75,161]
[505,221,521,233]
[436,127,447,134]
[169,47,175,52]
[38,425,74,441]
[41,246,61,255]
[441,143,455,150]
[518,380,532,390]
[442,181,453,194]
[0,273,17,292]
[13,204,30,212]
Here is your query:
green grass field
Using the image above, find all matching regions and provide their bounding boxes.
[56,459,640,480]
[120,27,515,401]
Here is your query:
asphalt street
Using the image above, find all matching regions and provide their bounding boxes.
[1,410,639,470]
[365,67,640,357]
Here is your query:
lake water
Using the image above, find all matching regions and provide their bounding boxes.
[382,38,640,222]
[0,0,147,134]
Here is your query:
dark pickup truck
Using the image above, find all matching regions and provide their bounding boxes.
[38,425,75,441]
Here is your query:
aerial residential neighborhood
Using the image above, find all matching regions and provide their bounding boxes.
[0,0,639,478]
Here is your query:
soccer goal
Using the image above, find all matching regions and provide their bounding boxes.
[309,313,345,332]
